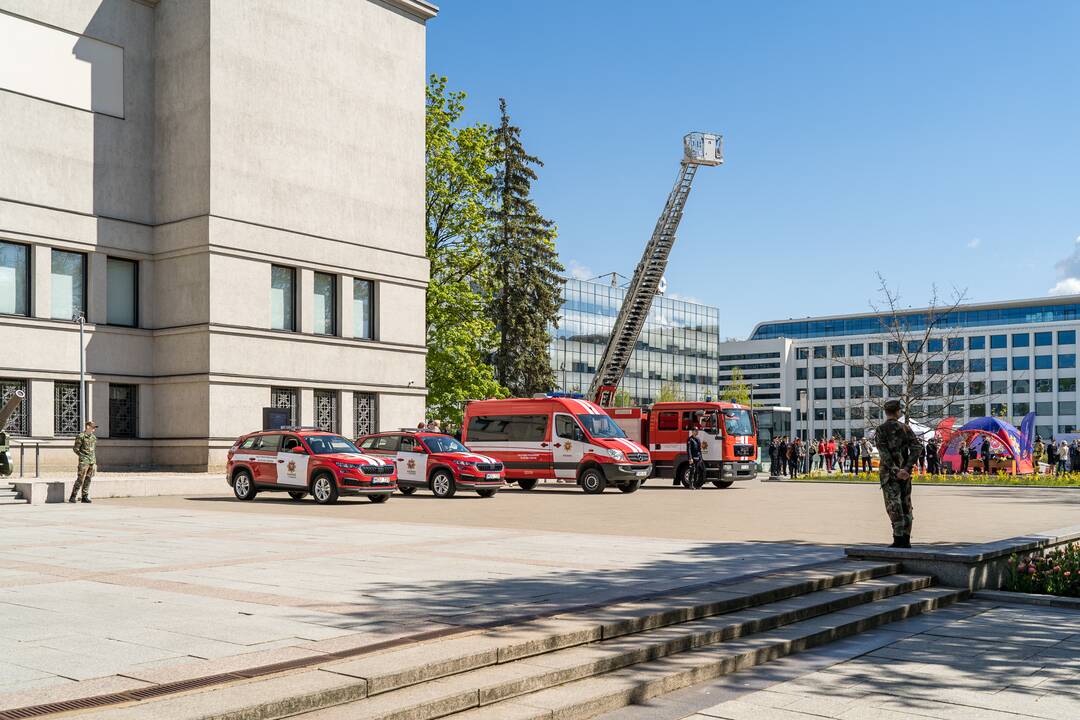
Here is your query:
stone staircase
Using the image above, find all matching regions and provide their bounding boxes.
[0,483,27,505]
[51,560,969,720]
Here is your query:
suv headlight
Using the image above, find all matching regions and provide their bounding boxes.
[335,462,363,471]
[452,459,475,468]
[606,449,626,461]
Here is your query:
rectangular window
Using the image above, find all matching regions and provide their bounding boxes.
[108,384,137,438]
[869,342,883,355]
[1059,330,1076,345]
[948,360,964,374]
[927,338,943,352]
[832,386,846,399]
[1014,402,1030,416]
[969,358,986,372]
[869,363,883,376]
[1060,424,1077,434]
[467,414,548,442]
[1060,401,1077,416]
[1059,353,1076,369]
[795,367,807,380]
[270,265,296,331]
[814,408,826,421]
[990,357,1007,372]
[1035,355,1053,370]
[832,407,846,420]
[850,406,865,420]
[0,379,28,436]
[849,343,864,357]
[1035,331,1052,347]
[813,346,826,359]
[814,387,826,400]
[54,380,81,435]
[657,412,679,431]
[948,338,964,351]
[1037,424,1053,439]
[870,385,884,398]
[888,363,902,377]
[271,387,298,426]
[1035,401,1053,416]
[990,335,1006,349]
[1036,378,1053,393]
[991,403,1008,417]
[51,249,85,321]
[1013,379,1030,394]
[969,381,986,395]
[928,404,944,418]
[1013,356,1030,370]
[850,385,865,399]
[1061,377,1077,392]
[354,392,377,437]
[991,380,1007,395]
[796,347,808,360]
[927,383,943,397]
[969,403,986,417]
[831,365,845,379]
[907,340,921,353]
[888,341,901,354]
[888,383,902,396]
[814,366,826,379]
[831,344,845,358]
[949,382,965,396]
[928,360,943,374]
[353,279,375,339]
[850,365,864,378]
[313,272,336,336]
[968,336,985,350]
[0,241,30,316]
[948,403,963,417]
[313,389,338,432]
[868,406,883,420]
[1012,333,1030,348]
[106,257,137,326]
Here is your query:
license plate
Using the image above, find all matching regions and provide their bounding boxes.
[371,478,390,485]
[635,470,648,477]
[486,474,500,480]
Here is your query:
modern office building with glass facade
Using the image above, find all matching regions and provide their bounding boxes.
[717,295,1080,442]
[551,279,720,404]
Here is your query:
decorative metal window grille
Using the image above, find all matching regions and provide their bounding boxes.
[314,390,337,432]
[0,379,28,437]
[271,387,298,425]
[55,381,81,436]
[109,384,137,438]
[354,393,377,437]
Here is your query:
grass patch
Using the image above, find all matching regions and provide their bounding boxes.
[787,472,1080,487]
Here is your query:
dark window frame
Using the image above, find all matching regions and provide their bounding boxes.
[0,240,31,318]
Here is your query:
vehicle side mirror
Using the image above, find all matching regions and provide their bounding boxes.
[575,428,587,442]
[291,447,308,454]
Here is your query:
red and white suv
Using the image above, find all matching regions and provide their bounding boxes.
[356,431,505,498]
[227,429,397,504]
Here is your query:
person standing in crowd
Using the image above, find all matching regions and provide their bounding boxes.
[851,437,862,473]
[926,437,939,474]
[1058,439,1069,475]
[686,427,705,489]
[980,437,992,474]
[860,437,873,473]
[959,441,970,474]
[787,438,801,479]
[806,438,817,474]
[778,436,789,477]
[1045,438,1056,475]
[825,437,836,472]
[875,400,921,548]
[768,438,779,477]
[1032,437,1044,473]
[1070,440,1080,476]
[69,421,98,504]
[816,439,825,469]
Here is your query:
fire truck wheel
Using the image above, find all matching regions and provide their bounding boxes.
[368,493,390,503]
[233,470,257,501]
[618,480,640,493]
[476,488,497,498]
[712,480,735,489]
[517,479,538,491]
[580,467,607,494]
[311,473,339,505]
[399,486,418,495]
[288,490,306,501]
[431,470,457,498]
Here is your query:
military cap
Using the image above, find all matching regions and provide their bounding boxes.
[883,400,902,414]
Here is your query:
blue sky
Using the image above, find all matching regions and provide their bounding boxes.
[427,2,1080,339]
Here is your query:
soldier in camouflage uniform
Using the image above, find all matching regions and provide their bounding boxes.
[874,400,922,548]
[70,421,98,503]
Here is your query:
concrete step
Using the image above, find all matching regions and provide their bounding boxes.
[0,496,28,505]
[64,561,898,720]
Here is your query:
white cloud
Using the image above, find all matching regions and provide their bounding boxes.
[1048,236,1080,296]
[967,238,981,249]
[566,259,593,281]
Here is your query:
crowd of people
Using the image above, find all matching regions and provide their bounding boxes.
[1034,437,1080,476]
[767,434,949,478]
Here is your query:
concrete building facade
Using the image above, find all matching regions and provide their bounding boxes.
[0,0,436,469]
[717,296,1080,443]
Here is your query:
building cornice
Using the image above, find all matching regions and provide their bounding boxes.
[381,0,439,20]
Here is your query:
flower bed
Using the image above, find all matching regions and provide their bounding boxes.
[790,471,1080,487]
[1006,543,1080,598]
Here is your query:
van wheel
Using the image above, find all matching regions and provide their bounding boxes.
[618,480,640,493]
[368,493,390,503]
[288,490,306,501]
[517,479,538,491]
[580,467,607,494]
[476,489,497,498]
[399,486,418,495]
[431,470,457,498]
[311,474,339,505]
[677,464,692,488]
[712,480,735,489]
[233,470,257,501]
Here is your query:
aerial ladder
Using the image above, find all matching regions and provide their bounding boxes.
[589,132,724,406]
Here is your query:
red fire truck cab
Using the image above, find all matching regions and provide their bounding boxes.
[463,396,652,493]
[606,402,758,488]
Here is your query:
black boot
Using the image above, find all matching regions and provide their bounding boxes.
[68,495,77,503]
[889,536,904,548]
[897,535,911,549]
[81,496,91,504]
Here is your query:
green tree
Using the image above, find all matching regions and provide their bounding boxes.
[656,382,685,403]
[488,98,564,397]
[425,76,507,424]
[611,389,633,407]
[720,367,751,406]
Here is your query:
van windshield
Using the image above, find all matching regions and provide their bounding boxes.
[722,409,754,436]
[576,414,627,439]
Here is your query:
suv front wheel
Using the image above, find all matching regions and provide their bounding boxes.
[431,469,457,498]
[233,470,257,501]
[580,467,607,494]
[311,473,339,505]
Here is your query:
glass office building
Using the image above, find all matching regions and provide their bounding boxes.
[551,278,720,404]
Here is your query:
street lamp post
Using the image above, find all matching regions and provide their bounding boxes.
[75,312,86,427]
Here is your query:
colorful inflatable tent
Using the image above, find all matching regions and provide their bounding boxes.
[936,413,1036,475]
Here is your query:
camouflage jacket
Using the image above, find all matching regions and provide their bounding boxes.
[73,432,96,465]
[875,419,920,481]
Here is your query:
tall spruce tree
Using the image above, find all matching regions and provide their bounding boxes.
[488,98,564,396]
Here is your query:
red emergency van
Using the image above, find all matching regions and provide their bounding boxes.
[462,396,652,493]
[607,402,758,488]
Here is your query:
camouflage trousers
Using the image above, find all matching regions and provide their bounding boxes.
[880,476,913,537]
[72,463,95,498]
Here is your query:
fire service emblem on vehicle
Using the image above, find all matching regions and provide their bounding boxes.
[287,460,297,474]
[407,458,416,470]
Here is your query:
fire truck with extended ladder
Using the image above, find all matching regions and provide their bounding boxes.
[592,133,758,488]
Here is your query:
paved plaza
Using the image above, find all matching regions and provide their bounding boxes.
[0,481,1077,712]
